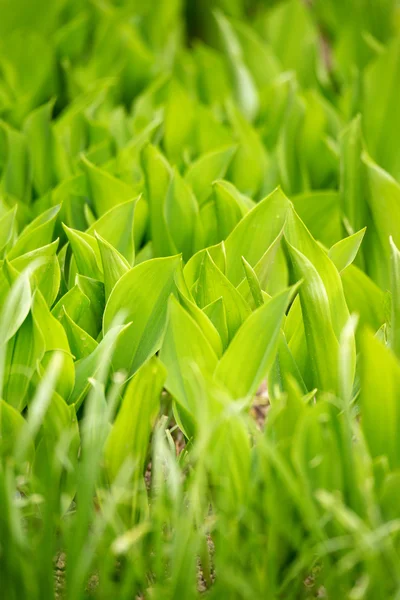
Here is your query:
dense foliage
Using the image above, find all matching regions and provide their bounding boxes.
[1,0,400,598]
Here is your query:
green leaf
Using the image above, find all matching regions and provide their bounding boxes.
[185,145,236,206]
[339,115,366,238]
[23,100,55,197]
[165,168,201,261]
[363,153,400,288]
[291,190,342,248]
[360,330,400,469]
[141,144,175,257]
[224,187,290,286]
[214,286,297,400]
[95,232,130,300]
[87,200,136,265]
[0,269,31,344]
[103,255,181,375]
[341,265,385,337]
[105,357,165,483]
[390,237,400,359]
[0,206,17,259]
[214,10,259,122]
[0,399,34,464]
[203,297,229,351]
[164,79,195,162]
[60,308,98,360]
[241,257,263,308]
[363,37,400,180]
[213,179,253,240]
[82,156,135,217]
[328,228,366,272]
[183,241,226,290]
[195,252,250,342]
[11,240,60,307]
[160,296,218,415]
[63,224,102,281]
[69,323,129,409]
[236,229,286,301]
[178,291,223,358]
[226,102,268,197]
[32,291,75,401]
[285,241,339,393]
[7,205,60,260]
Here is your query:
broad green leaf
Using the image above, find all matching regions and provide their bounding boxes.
[95,232,130,300]
[183,241,226,290]
[339,115,366,238]
[328,228,366,272]
[164,79,195,163]
[341,265,385,336]
[231,17,280,89]
[165,169,200,261]
[226,102,268,197]
[213,179,253,239]
[363,36,400,180]
[87,200,136,264]
[195,252,250,342]
[11,240,60,307]
[75,275,105,339]
[69,323,129,409]
[185,145,236,206]
[285,206,352,345]
[236,229,286,301]
[105,357,166,483]
[7,205,60,260]
[0,269,31,344]
[160,296,218,414]
[268,332,308,400]
[390,237,400,359]
[0,122,30,203]
[203,297,229,351]
[214,286,297,400]
[60,309,98,360]
[363,153,400,288]
[291,190,341,248]
[241,257,263,308]
[224,187,290,286]
[0,399,34,464]
[141,144,175,257]
[52,284,97,339]
[103,255,181,375]
[63,224,102,281]
[178,291,223,358]
[0,206,17,259]
[23,100,55,197]
[82,156,135,217]
[360,330,400,469]
[285,242,339,393]
[214,10,259,121]
[32,389,79,509]
[32,291,74,401]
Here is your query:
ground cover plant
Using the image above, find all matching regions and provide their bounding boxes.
[1,0,400,598]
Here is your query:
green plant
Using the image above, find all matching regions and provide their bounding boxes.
[1,0,400,598]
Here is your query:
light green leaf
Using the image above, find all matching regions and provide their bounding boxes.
[95,232,130,300]
[328,228,366,272]
[160,296,218,414]
[195,252,250,342]
[103,255,181,375]
[105,357,166,483]
[224,187,290,286]
[360,330,400,469]
[185,145,236,206]
[214,286,297,400]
